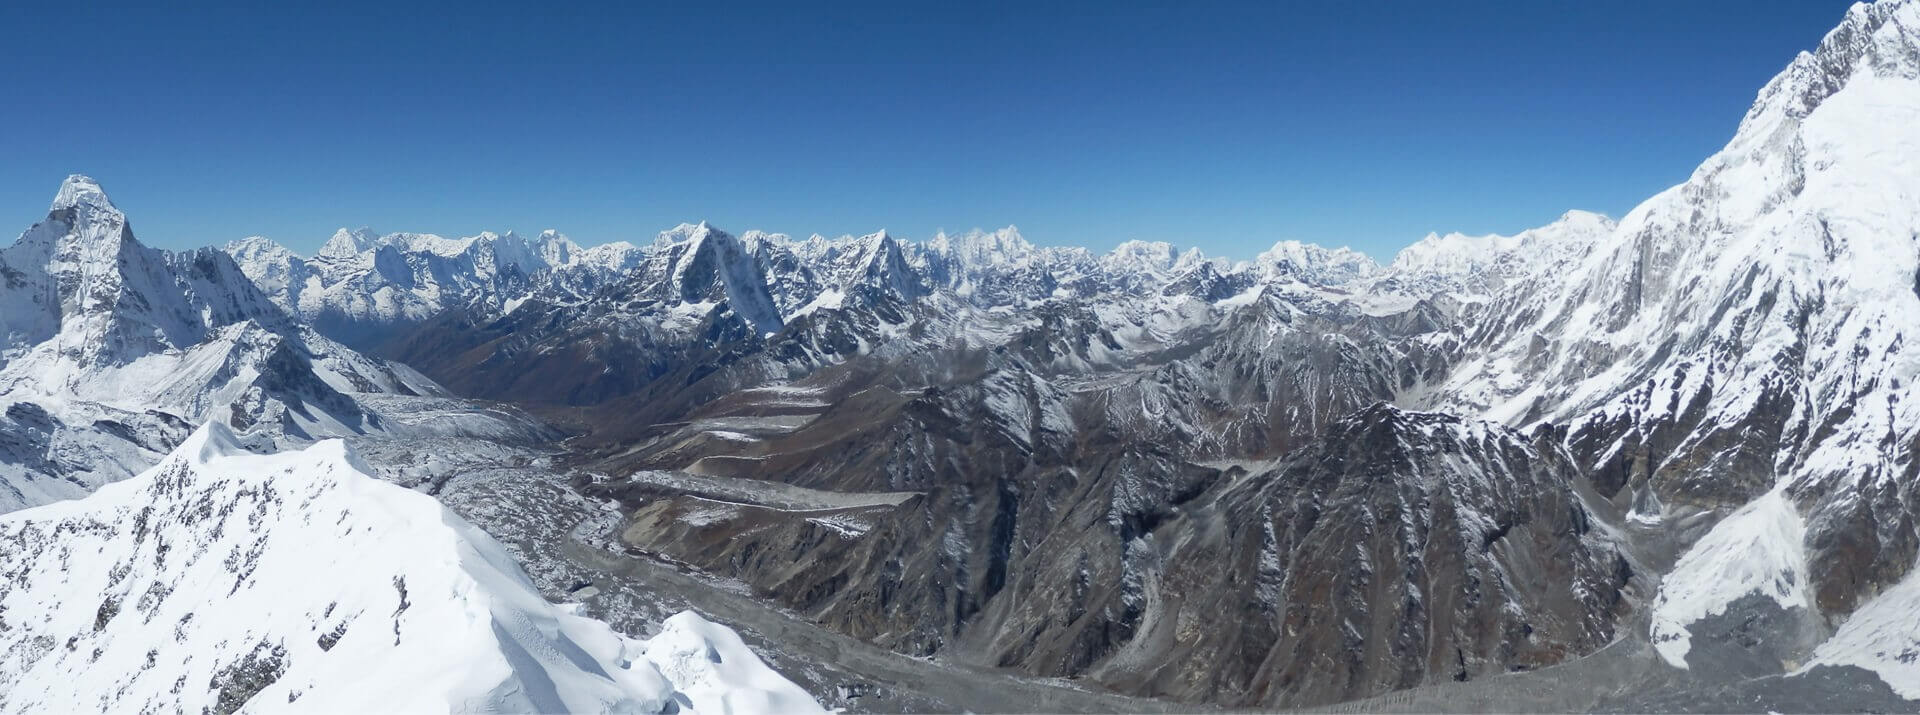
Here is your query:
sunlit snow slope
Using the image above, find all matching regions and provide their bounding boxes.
[0,422,823,714]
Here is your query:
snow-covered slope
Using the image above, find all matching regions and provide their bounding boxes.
[1248,239,1379,286]
[1374,210,1616,300]
[0,421,823,714]
[1433,0,1920,684]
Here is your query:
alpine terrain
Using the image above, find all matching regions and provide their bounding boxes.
[3,1,1919,712]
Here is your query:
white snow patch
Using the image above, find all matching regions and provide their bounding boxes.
[1649,490,1810,667]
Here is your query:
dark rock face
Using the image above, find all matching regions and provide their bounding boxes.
[1026,407,1628,708]
[606,395,1632,709]
[744,235,825,315]
[208,641,289,715]
[606,364,1090,654]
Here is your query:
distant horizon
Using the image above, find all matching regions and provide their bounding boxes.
[0,1,1855,260]
[45,172,1620,266]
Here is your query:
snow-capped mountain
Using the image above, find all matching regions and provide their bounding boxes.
[1249,239,1380,286]
[6,3,1918,712]
[0,177,447,512]
[0,176,291,370]
[224,227,644,349]
[742,231,826,316]
[1098,239,1210,295]
[1374,209,1616,300]
[917,226,1070,306]
[1430,0,1920,698]
[0,421,823,714]
[623,222,784,335]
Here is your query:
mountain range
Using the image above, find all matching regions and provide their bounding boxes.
[3,1,1919,712]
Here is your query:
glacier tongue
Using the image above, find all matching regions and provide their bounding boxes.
[0,421,823,714]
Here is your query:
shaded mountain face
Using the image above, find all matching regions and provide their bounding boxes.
[983,407,1631,708]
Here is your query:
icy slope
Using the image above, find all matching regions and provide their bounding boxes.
[0,422,823,714]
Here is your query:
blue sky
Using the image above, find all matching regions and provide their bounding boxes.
[0,1,1856,261]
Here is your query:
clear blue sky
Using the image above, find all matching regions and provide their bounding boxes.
[0,1,1856,261]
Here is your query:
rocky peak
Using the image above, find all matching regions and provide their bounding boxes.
[1746,0,1920,127]
[643,222,783,334]
[1161,260,1248,302]
[844,230,925,302]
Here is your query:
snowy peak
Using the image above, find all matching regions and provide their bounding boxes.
[843,229,925,301]
[49,174,117,216]
[645,222,784,333]
[228,223,657,346]
[655,220,715,247]
[318,227,380,259]
[1745,0,1920,128]
[1422,6,1920,695]
[930,225,1035,267]
[1253,239,1378,286]
[0,176,290,369]
[1381,209,1615,297]
[531,228,582,265]
[1093,240,1213,295]
[1104,240,1181,277]
[1161,259,1249,302]
[741,231,825,316]
[0,422,824,713]
[38,174,133,255]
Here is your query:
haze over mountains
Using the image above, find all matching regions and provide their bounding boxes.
[1,1,1918,712]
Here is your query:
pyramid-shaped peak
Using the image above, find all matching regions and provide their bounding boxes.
[51,174,118,215]
[656,221,733,247]
[319,227,380,258]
